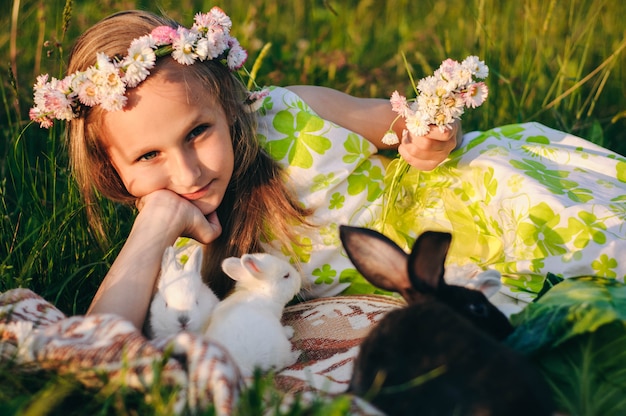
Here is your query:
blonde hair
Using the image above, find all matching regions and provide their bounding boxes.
[67,10,311,298]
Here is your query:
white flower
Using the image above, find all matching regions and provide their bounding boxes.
[451,67,473,88]
[100,92,128,112]
[382,130,400,145]
[382,55,489,143]
[88,63,125,104]
[121,38,157,87]
[30,7,248,128]
[172,28,199,65]
[441,93,465,117]
[75,75,100,107]
[194,37,210,60]
[417,75,438,95]
[462,55,489,79]
[94,52,115,73]
[433,109,454,127]
[193,12,213,30]
[405,112,431,137]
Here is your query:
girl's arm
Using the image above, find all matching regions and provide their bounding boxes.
[286,85,461,171]
[87,190,221,328]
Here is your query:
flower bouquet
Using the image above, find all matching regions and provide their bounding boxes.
[379,55,489,246]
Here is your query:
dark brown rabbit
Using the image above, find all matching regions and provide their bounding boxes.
[340,225,554,416]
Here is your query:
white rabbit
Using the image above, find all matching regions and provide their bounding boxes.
[147,245,219,339]
[204,253,302,377]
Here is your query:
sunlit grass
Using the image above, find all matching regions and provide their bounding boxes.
[1,0,625,413]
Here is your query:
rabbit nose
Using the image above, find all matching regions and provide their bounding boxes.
[178,314,190,328]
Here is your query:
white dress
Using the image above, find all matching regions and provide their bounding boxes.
[176,86,626,304]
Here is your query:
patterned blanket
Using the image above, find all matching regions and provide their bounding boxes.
[0,288,402,414]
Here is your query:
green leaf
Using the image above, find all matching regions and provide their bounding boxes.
[534,321,626,416]
[507,277,626,415]
[508,277,626,354]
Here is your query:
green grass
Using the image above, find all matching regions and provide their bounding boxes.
[1,0,626,414]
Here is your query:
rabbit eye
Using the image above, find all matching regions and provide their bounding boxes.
[283,273,290,279]
[468,303,489,317]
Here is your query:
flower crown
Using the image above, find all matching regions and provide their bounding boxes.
[30,7,248,129]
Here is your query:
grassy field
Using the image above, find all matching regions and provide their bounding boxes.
[1,0,626,414]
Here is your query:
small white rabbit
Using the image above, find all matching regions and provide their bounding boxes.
[147,245,219,339]
[204,253,302,377]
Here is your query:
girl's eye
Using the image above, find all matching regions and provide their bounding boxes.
[137,151,158,162]
[187,125,209,141]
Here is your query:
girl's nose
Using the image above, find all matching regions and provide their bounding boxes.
[170,150,201,188]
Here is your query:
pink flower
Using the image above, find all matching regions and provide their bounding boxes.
[29,107,53,128]
[226,38,247,69]
[208,7,232,30]
[205,28,229,59]
[390,91,410,117]
[462,82,489,108]
[151,26,177,45]
[436,58,461,84]
[248,88,270,102]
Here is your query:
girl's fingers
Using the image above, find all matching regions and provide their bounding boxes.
[398,120,460,170]
[191,211,222,244]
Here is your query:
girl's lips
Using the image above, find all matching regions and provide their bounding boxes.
[180,182,211,201]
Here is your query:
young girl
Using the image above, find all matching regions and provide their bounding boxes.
[30,8,457,329]
[30,8,626,333]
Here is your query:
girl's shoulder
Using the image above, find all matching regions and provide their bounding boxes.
[254,86,319,118]
[253,86,379,172]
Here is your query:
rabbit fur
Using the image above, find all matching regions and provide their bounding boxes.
[340,225,554,416]
[204,253,302,377]
[147,245,219,339]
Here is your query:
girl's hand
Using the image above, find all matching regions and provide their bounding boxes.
[398,119,461,171]
[87,189,220,327]
[135,189,222,245]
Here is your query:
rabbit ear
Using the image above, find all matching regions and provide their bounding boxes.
[339,225,410,294]
[407,231,451,293]
[241,254,266,279]
[221,257,246,281]
[161,246,175,269]
[160,246,180,277]
[185,246,203,275]
[467,270,502,298]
